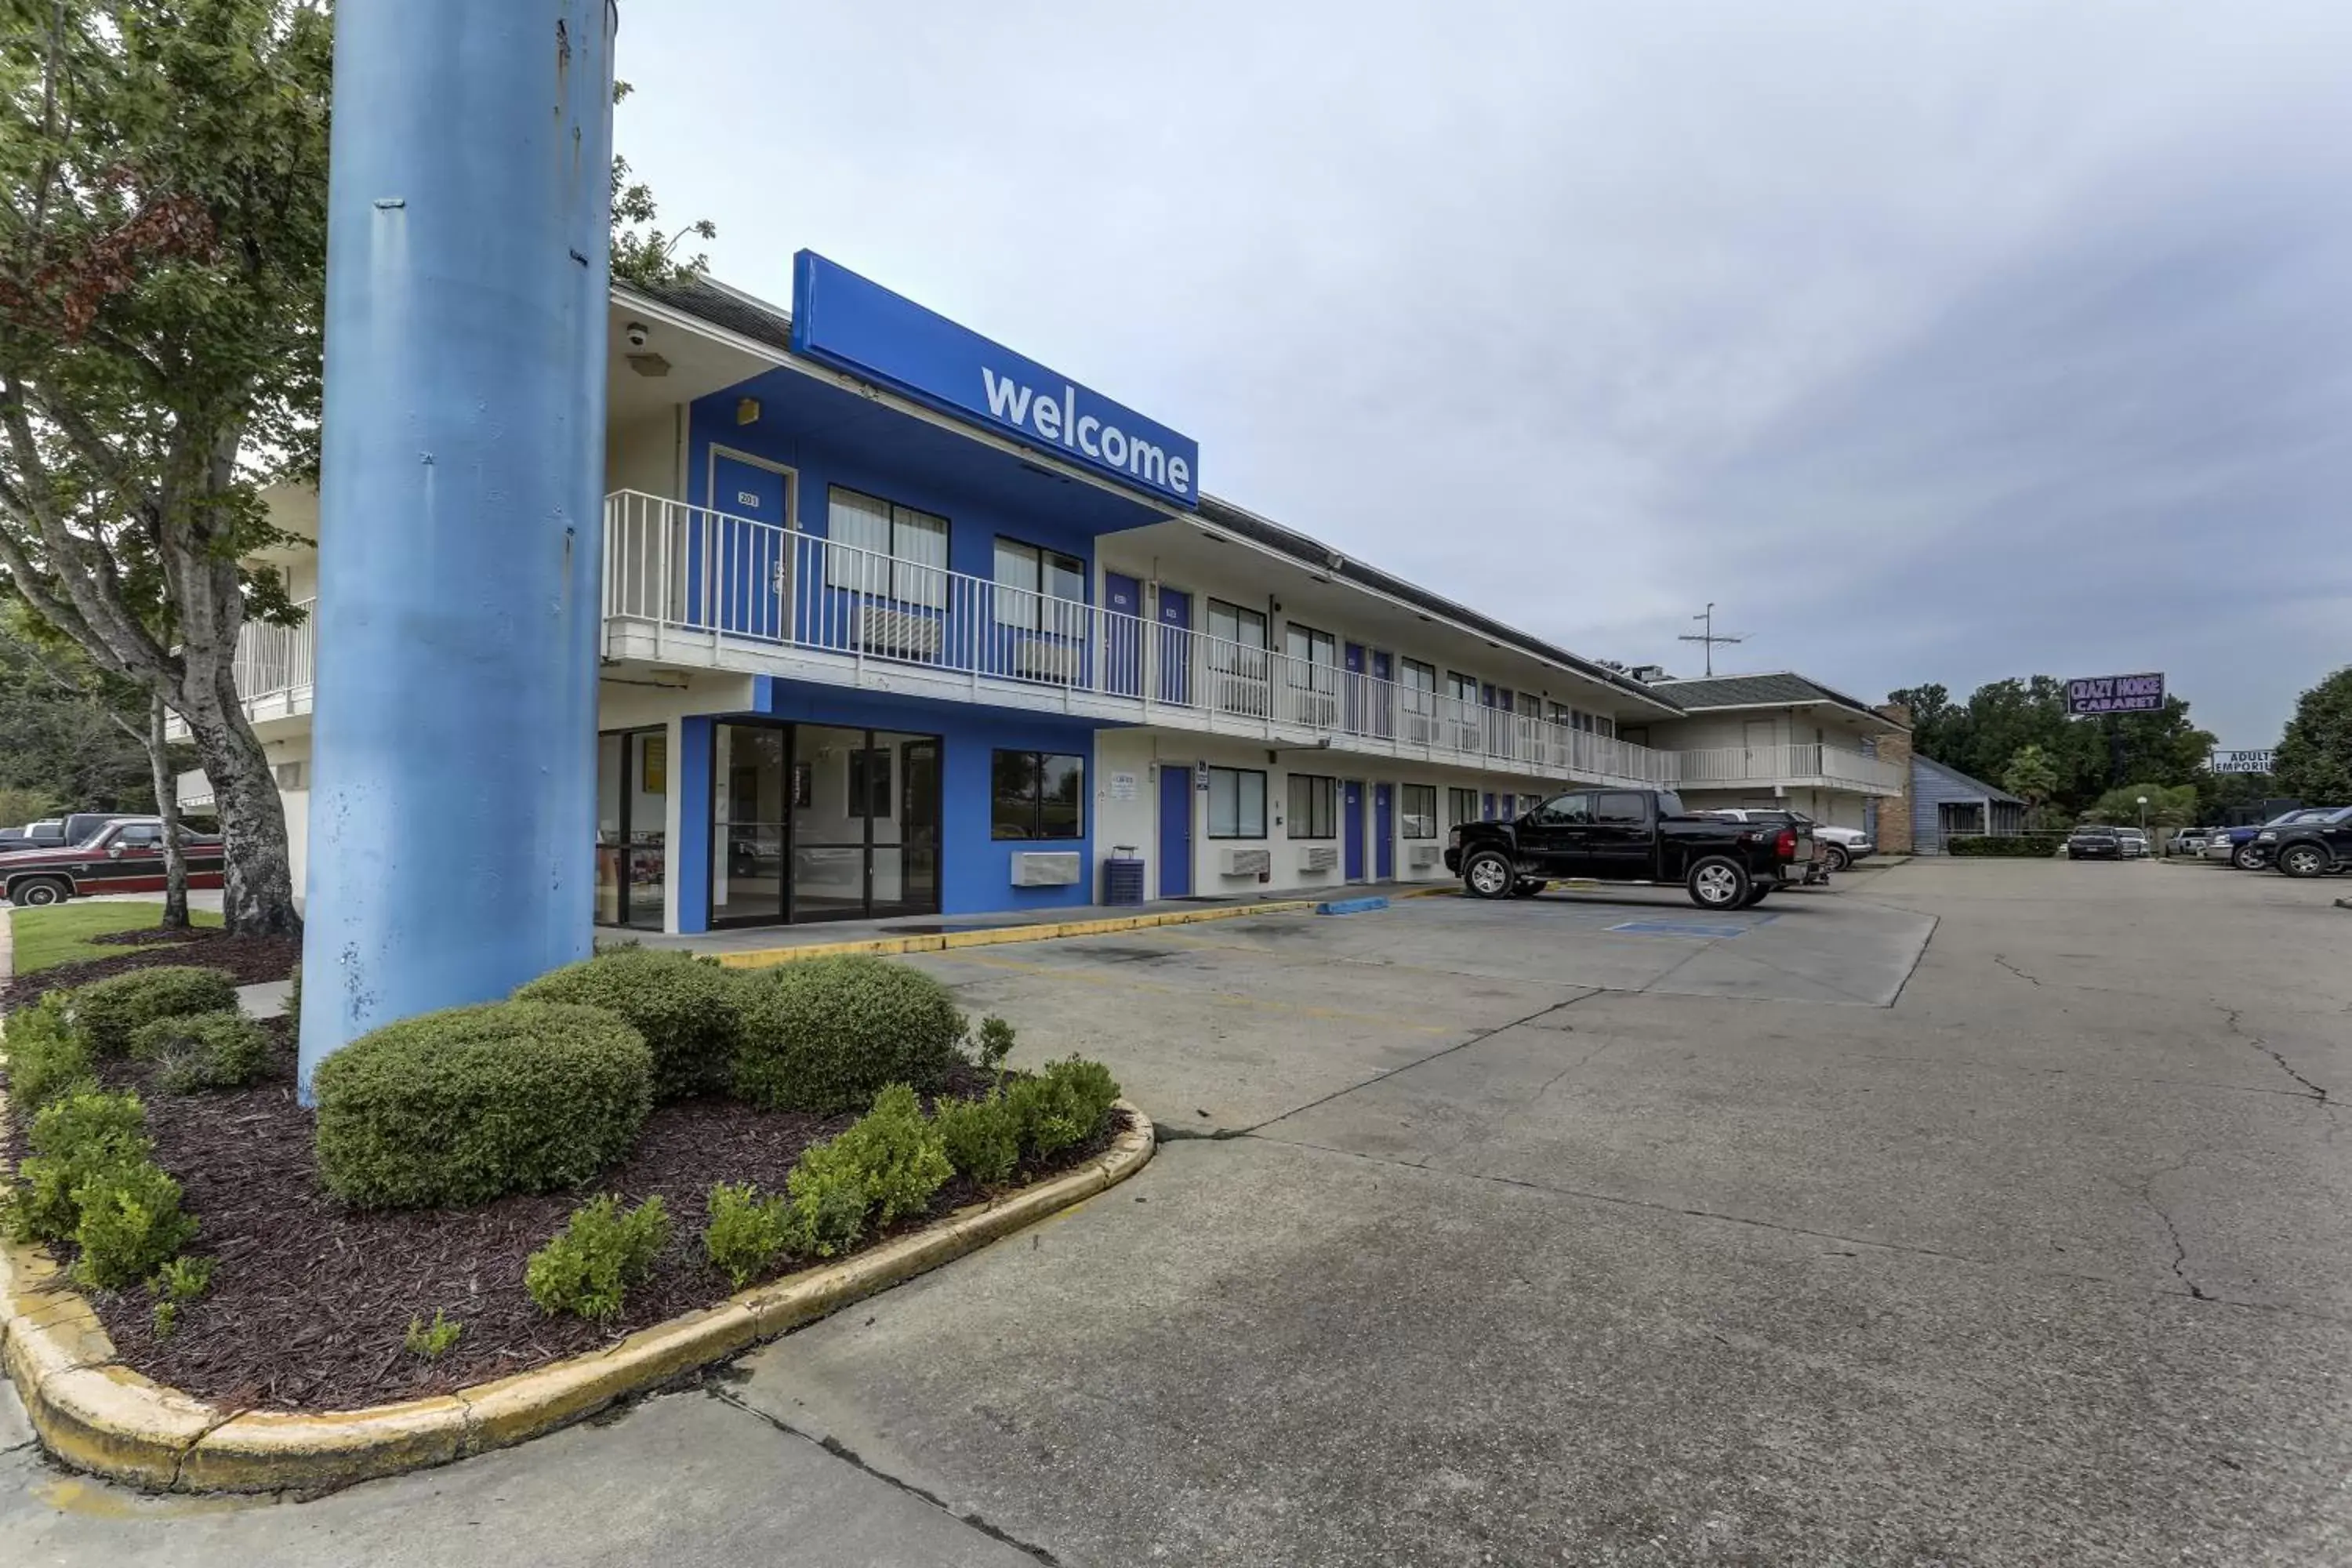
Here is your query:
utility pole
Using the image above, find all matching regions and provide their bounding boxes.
[1678,602,1746,677]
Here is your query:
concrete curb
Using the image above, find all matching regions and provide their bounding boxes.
[0,1086,1155,1494]
[708,900,1318,969]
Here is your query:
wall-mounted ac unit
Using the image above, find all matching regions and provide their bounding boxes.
[1221,847,1272,877]
[1009,851,1082,887]
[1301,844,1338,871]
[859,605,942,659]
[1407,844,1439,869]
[1011,635,1079,684]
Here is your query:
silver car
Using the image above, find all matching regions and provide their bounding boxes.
[2117,829,2151,858]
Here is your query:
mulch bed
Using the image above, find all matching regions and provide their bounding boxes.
[1,931,300,1013]
[3,1028,1121,1413]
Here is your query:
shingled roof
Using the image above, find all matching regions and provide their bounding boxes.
[1646,672,1905,729]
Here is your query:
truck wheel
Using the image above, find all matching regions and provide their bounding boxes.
[2278,844,2329,878]
[1686,856,1750,910]
[1823,845,1851,873]
[9,877,68,907]
[1741,883,1773,907]
[1463,851,1515,899]
[2232,844,2268,871]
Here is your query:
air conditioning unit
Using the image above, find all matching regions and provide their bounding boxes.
[1302,845,1338,872]
[1009,851,1082,887]
[1011,635,1079,684]
[1407,845,1439,868]
[1221,847,1272,877]
[859,604,942,659]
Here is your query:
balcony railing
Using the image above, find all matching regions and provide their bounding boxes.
[1669,742,1907,796]
[165,599,315,738]
[603,491,1676,786]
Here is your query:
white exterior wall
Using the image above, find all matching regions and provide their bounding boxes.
[605,405,687,501]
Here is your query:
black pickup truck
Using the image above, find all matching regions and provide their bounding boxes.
[1444,786,1813,909]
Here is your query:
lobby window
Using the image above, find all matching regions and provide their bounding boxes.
[1287,774,1338,839]
[993,538,1087,630]
[848,746,893,818]
[1207,767,1267,839]
[1401,784,1438,839]
[992,750,1085,840]
[827,486,948,609]
[1448,786,1479,828]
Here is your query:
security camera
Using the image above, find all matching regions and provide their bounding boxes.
[625,322,650,350]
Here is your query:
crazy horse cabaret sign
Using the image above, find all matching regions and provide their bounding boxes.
[2067,673,2165,716]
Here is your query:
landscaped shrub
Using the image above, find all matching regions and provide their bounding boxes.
[523,1195,670,1320]
[1947,835,2067,858]
[516,946,743,1101]
[703,1181,797,1288]
[779,1152,869,1259]
[0,993,96,1111]
[8,1089,152,1243]
[313,1001,654,1210]
[971,1014,1017,1076]
[1006,1058,1121,1160]
[72,1160,198,1290]
[820,1083,952,1225]
[731,956,964,1113]
[69,966,240,1056]
[933,1091,1022,1188]
[151,1255,212,1339]
[131,1010,272,1094]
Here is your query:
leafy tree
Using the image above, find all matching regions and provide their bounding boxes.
[2271,666,2352,805]
[0,627,150,814]
[1999,744,2060,826]
[2082,782,2198,829]
[609,83,717,291]
[1889,674,2216,820]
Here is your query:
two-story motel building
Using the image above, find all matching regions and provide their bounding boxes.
[187,253,1907,935]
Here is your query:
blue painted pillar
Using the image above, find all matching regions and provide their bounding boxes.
[299,1,618,1095]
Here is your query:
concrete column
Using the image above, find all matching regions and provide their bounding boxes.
[300,1,618,1094]
[1874,704,1915,855]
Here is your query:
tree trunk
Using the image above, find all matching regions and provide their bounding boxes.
[176,675,299,936]
[147,691,191,930]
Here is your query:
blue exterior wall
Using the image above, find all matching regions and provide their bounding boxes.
[672,680,1104,932]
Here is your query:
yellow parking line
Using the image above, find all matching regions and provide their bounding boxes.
[943,950,1459,1036]
[710,900,1317,970]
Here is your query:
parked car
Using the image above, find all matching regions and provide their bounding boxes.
[2220,808,2339,869]
[0,812,143,855]
[1447,787,1813,909]
[2169,827,2214,855]
[2116,828,2150,858]
[2066,827,2122,860]
[0,818,225,907]
[2257,805,2352,878]
[1696,808,1866,873]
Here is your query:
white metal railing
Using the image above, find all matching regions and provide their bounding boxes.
[1668,742,1906,793]
[603,490,1676,786]
[232,598,316,706]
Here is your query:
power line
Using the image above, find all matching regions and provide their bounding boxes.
[1676,602,1746,677]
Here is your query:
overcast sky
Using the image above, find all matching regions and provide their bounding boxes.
[616,0,2350,746]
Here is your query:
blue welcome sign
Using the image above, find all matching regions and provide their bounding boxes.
[789,251,1199,508]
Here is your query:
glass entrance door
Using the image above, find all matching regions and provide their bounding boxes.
[712,721,942,927]
[596,728,669,929]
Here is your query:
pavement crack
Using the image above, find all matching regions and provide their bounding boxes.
[2136,1158,2212,1302]
[1991,953,2042,986]
[707,1386,1064,1564]
[2219,1006,2328,1102]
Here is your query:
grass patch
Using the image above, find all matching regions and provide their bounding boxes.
[7,904,223,975]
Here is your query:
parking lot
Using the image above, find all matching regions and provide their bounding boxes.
[9,859,2350,1566]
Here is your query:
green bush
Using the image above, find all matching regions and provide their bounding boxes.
[971,1014,1017,1076]
[1007,1058,1121,1160]
[405,1308,463,1359]
[73,1160,198,1290]
[824,1083,951,1225]
[516,946,743,1102]
[8,1089,153,1243]
[731,956,964,1112]
[313,1001,653,1210]
[132,1010,272,1094]
[1,993,96,1111]
[702,1181,797,1288]
[523,1195,670,1320]
[779,1153,868,1259]
[934,1091,1022,1188]
[1947,835,2067,858]
[155,1254,212,1301]
[69,967,240,1057]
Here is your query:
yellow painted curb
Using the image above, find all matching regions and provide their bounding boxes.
[0,1085,1155,1494]
[710,901,1317,970]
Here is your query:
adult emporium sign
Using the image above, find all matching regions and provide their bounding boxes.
[788,252,1200,508]
[2067,672,2165,716]
[2212,750,2276,775]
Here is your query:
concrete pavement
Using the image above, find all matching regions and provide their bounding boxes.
[4,858,2347,1564]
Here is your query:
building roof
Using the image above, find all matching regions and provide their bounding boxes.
[1646,671,1904,729]
[630,273,1683,716]
[1914,753,2024,804]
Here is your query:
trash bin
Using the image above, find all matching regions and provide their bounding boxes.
[1103,848,1146,906]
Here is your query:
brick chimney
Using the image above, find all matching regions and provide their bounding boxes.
[1874,703,1915,855]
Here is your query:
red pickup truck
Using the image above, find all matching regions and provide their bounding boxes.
[0,819,226,907]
